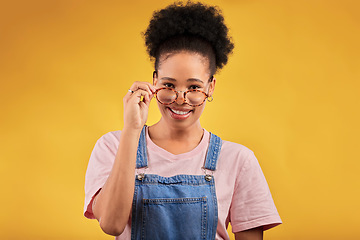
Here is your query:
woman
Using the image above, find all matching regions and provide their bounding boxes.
[84,2,282,239]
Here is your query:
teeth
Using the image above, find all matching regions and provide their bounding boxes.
[171,109,191,115]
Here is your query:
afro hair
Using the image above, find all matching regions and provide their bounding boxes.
[143,1,234,75]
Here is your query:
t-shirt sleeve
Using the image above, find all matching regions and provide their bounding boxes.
[229,150,282,232]
[83,132,119,219]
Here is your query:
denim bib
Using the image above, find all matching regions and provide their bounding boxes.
[131,126,222,240]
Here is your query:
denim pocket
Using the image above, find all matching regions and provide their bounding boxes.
[141,197,207,240]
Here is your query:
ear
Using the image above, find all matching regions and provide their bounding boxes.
[153,71,158,86]
[208,77,216,96]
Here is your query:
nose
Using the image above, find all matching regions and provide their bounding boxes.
[175,90,186,105]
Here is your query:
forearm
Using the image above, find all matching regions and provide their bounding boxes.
[93,128,141,236]
[235,227,263,240]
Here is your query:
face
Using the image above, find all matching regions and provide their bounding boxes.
[153,51,216,130]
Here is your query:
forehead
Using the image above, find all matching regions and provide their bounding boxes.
[157,51,210,78]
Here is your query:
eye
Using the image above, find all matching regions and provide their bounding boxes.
[164,82,175,88]
[188,85,202,90]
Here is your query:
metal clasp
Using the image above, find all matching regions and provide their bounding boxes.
[202,167,214,182]
[205,174,213,181]
[137,173,145,181]
[136,167,148,181]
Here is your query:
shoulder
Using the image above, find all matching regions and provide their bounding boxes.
[90,130,122,158]
[219,138,256,165]
[220,139,254,157]
[99,129,121,142]
[97,130,121,146]
[207,132,258,176]
[86,130,122,178]
[206,130,255,165]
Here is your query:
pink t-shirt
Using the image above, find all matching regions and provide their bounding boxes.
[84,127,282,239]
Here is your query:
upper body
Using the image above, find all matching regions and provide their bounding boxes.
[84,127,282,239]
[83,2,282,239]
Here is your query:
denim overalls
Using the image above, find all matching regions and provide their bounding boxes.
[131,126,222,240]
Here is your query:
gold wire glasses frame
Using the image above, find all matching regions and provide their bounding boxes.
[154,88,210,107]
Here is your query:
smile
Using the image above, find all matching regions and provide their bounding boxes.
[170,108,192,115]
[167,107,193,120]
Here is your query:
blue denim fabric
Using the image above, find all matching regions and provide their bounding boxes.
[131,126,222,240]
[204,133,222,171]
[136,127,148,168]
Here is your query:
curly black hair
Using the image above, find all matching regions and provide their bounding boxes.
[143,1,234,75]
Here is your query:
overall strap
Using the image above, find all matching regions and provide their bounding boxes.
[136,126,148,168]
[204,133,222,171]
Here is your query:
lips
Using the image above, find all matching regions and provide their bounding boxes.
[167,107,192,120]
[170,108,191,115]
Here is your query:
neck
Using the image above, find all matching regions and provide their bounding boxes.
[148,118,203,142]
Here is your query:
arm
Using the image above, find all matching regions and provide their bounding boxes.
[235,227,263,240]
[230,152,282,237]
[91,82,155,236]
[92,129,140,236]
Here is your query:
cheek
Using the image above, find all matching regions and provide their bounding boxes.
[157,101,165,111]
[157,102,170,115]
[193,103,206,115]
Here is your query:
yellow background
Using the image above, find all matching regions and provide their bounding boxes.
[1,0,359,239]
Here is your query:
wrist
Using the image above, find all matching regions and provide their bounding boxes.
[121,126,143,138]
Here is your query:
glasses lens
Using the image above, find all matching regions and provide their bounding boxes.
[157,88,176,104]
[186,90,207,106]
[156,88,207,106]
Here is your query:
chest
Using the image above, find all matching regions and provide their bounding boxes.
[151,139,202,155]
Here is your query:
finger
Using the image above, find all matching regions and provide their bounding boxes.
[144,91,153,104]
[124,82,155,103]
[131,87,154,103]
[124,90,152,106]
[123,89,134,103]
[129,89,151,104]
[136,81,156,93]
[140,89,154,105]
[129,82,156,95]
[128,82,145,92]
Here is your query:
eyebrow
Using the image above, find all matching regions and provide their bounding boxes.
[160,77,204,84]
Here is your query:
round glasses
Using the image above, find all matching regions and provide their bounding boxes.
[154,88,209,107]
